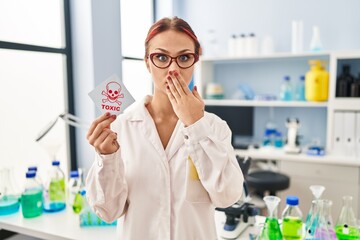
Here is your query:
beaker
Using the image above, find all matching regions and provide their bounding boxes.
[305,185,325,230]
[335,196,360,239]
[305,199,334,239]
[258,196,282,240]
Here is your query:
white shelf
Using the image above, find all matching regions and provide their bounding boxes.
[200,51,331,63]
[234,148,360,167]
[204,99,328,108]
[331,98,360,111]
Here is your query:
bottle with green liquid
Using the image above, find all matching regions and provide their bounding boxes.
[335,196,359,240]
[282,196,303,240]
[258,196,283,240]
[43,160,66,212]
[21,171,43,218]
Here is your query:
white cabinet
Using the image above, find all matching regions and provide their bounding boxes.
[196,50,360,218]
[278,161,360,219]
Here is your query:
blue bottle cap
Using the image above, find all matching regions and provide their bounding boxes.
[286,196,299,206]
[80,190,86,196]
[28,166,38,171]
[26,170,36,178]
[70,170,79,178]
[52,160,60,166]
[300,75,305,81]
[284,76,290,81]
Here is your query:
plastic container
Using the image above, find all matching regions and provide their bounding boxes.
[67,170,83,213]
[43,160,66,212]
[281,196,303,240]
[305,60,329,101]
[280,76,293,101]
[21,171,43,218]
[228,34,237,56]
[79,190,117,227]
[236,34,246,56]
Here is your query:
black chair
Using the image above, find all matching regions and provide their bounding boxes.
[236,156,290,198]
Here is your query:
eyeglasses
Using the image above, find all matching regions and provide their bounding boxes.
[148,53,199,69]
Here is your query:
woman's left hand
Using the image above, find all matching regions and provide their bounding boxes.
[166,70,204,126]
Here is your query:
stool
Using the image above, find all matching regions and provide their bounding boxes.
[246,170,290,197]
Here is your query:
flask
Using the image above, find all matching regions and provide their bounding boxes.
[67,170,83,213]
[295,75,306,101]
[79,190,117,227]
[43,160,66,212]
[0,167,21,216]
[305,185,325,233]
[336,65,355,97]
[21,170,43,218]
[305,60,329,101]
[306,199,335,239]
[310,26,323,52]
[258,196,283,240]
[280,76,293,101]
[282,196,303,240]
[335,195,360,239]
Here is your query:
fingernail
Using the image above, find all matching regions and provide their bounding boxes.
[194,85,197,91]
[167,76,171,80]
[174,71,179,76]
[106,112,110,116]
[111,115,117,119]
[169,71,173,75]
[167,86,170,90]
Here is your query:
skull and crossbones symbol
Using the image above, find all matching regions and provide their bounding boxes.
[102,81,124,106]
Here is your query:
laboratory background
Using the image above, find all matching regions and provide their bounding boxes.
[1,0,360,239]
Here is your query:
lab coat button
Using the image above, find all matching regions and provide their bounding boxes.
[184,135,189,140]
[97,160,103,167]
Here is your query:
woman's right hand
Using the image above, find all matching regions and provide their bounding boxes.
[87,112,119,155]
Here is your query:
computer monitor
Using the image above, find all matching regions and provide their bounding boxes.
[205,105,254,149]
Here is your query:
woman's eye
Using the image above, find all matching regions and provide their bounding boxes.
[178,55,190,62]
[156,54,168,62]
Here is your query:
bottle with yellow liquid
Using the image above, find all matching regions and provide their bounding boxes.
[305,60,329,101]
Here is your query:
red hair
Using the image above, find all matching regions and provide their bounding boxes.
[144,17,201,59]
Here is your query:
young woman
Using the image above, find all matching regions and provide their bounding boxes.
[86,16,244,240]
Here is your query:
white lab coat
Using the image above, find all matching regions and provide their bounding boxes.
[86,96,244,240]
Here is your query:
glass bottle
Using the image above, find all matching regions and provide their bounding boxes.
[282,196,303,240]
[21,170,43,218]
[67,170,83,213]
[280,76,293,101]
[258,196,283,240]
[295,75,306,101]
[43,160,66,212]
[335,195,360,239]
[336,65,355,97]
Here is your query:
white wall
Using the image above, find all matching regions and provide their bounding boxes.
[176,0,360,54]
[70,0,122,173]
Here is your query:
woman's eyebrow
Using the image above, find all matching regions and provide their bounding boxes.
[154,48,193,54]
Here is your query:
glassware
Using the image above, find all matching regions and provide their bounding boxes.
[305,185,325,230]
[43,160,66,212]
[257,196,282,240]
[0,167,21,216]
[282,195,303,240]
[21,171,43,218]
[67,170,83,213]
[79,190,117,227]
[335,196,360,239]
[305,199,337,240]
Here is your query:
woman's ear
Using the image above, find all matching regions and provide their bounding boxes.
[145,58,151,72]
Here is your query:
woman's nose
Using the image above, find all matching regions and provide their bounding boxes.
[168,59,180,72]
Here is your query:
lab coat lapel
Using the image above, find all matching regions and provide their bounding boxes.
[166,121,185,161]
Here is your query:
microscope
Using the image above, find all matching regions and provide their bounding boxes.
[283,118,301,154]
[216,183,259,239]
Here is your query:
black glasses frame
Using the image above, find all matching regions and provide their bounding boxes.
[148,53,199,69]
